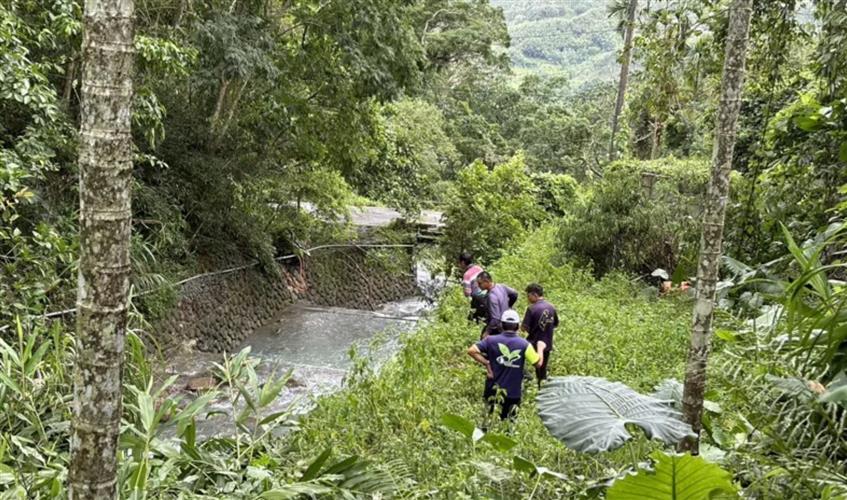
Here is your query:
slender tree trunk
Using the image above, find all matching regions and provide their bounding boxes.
[63,59,78,107]
[609,0,638,162]
[681,0,753,454]
[649,120,663,159]
[70,0,134,497]
[209,77,231,141]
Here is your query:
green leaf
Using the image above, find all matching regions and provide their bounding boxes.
[259,411,290,426]
[714,329,738,343]
[839,141,847,163]
[261,484,335,499]
[480,432,517,452]
[671,263,688,285]
[537,376,695,453]
[794,114,821,131]
[441,413,475,438]
[606,451,738,500]
[301,448,332,482]
[259,371,291,407]
[512,456,567,480]
[819,385,847,405]
[512,455,537,475]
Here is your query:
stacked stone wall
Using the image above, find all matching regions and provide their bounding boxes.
[155,246,415,352]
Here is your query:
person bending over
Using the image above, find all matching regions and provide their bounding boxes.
[467,309,541,421]
[476,271,517,338]
[458,252,486,323]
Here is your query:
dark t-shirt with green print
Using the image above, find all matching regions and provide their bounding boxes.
[476,331,539,399]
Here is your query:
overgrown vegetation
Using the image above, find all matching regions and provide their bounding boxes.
[3,0,847,496]
[287,226,846,498]
[558,157,712,277]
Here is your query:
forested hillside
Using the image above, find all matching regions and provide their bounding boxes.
[3,0,847,498]
[491,0,621,88]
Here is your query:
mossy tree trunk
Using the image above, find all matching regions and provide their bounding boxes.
[609,0,638,162]
[69,0,134,497]
[681,0,753,454]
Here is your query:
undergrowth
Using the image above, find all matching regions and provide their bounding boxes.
[287,226,696,497]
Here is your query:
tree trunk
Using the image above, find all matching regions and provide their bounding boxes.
[70,0,134,497]
[609,0,638,162]
[63,59,78,107]
[680,0,753,454]
[649,120,663,159]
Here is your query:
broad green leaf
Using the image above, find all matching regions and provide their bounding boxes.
[537,376,695,453]
[652,379,721,413]
[840,141,847,163]
[512,455,536,475]
[480,432,517,452]
[512,456,566,480]
[819,385,847,405]
[794,114,821,131]
[441,413,475,438]
[606,451,738,500]
[714,329,738,343]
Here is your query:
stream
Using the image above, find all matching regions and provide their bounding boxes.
[160,263,445,438]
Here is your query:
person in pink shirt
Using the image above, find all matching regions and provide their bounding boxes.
[458,252,486,323]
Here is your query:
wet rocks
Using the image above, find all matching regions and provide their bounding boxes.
[285,376,305,388]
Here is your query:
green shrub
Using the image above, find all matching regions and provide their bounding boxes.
[558,158,710,277]
[440,153,546,265]
[530,171,580,217]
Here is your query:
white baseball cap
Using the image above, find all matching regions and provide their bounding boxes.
[500,309,520,324]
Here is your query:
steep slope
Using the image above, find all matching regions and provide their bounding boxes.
[491,0,622,88]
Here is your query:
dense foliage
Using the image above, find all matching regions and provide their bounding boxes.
[491,0,622,89]
[2,0,847,497]
[440,153,578,265]
[559,157,713,277]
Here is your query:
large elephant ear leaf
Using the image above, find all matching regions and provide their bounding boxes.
[537,376,695,453]
[652,379,684,407]
[652,379,722,413]
[606,451,738,500]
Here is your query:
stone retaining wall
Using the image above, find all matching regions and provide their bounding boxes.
[155,246,415,352]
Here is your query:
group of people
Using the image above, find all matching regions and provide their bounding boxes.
[457,253,559,421]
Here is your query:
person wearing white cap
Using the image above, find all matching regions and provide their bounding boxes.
[467,309,541,421]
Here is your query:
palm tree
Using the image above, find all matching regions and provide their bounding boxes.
[680,0,754,454]
[69,0,135,497]
[608,0,638,162]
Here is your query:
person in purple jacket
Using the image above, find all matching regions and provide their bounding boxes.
[467,309,541,421]
[476,271,518,338]
[521,283,559,388]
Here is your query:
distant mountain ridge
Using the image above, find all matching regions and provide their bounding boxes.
[491,0,622,89]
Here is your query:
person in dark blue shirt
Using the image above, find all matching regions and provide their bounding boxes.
[467,309,541,420]
[521,283,559,388]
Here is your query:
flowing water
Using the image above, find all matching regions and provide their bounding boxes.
[161,263,445,438]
